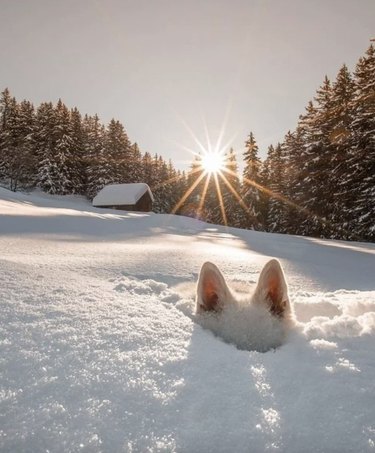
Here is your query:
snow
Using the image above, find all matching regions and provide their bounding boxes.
[92,183,154,207]
[1,187,375,452]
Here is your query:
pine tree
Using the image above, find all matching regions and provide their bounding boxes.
[258,146,272,230]
[297,89,332,237]
[330,65,354,145]
[309,76,335,235]
[84,114,108,199]
[267,143,287,232]
[141,152,154,188]
[149,154,161,211]
[322,64,354,237]
[206,172,226,225]
[35,102,58,193]
[241,132,262,229]
[105,119,132,183]
[0,92,37,191]
[162,161,187,215]
[282,129,306,234]
[12,99,36,190]
[0,89,18,188]
[176,170,188,214]
[0,88,13,181]
[129,143,143,183]
[345,45,375,240]
[184,154,205,218]
[52,99,75,194]
[70,107,86,194]
[152,155,170,213]
[222,148,242,227]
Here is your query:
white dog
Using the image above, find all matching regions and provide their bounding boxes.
[195,259,295,351]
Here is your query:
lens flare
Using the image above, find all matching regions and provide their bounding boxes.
[200,152,225,174]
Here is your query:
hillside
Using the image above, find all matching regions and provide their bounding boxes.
[0,187,374,452]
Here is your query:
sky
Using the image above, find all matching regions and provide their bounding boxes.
[0,0,374,169]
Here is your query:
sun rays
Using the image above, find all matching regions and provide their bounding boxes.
[168,119,321,230]
[169,119,259,225]
[169,121,259,225]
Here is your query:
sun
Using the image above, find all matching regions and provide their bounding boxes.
[200,152,225,174]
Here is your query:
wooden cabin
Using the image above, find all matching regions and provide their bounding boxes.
[92,183,154,212]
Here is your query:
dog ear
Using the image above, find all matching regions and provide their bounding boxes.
[254,259,290,317]
[196,262,232,313]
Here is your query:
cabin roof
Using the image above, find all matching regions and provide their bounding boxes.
[92,183,154,207]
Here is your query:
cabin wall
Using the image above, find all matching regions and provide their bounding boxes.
[94,192,153,212]
[135,192,153,212]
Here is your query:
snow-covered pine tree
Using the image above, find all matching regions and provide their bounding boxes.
[345,44,375,241]
[0,89,13,183]
[149,154,161,211]
[0,91,36,191]
[207,172,226,225]
[290,102,318,235]
[11,99,36,190]
[70,107,86,194]
[0,88,12,131]
[184,154,204,218]
[164,160,182,213]
[35,102,59,193]
[267,143,287,232]
[105,119,132,183]
[325,64,355,237]
[281,129,306,234]
[156,160,187,215]
[241,132,262,229]
[129,143,143,183]
[297,82,333,238]
[307,76,335,236]
[141,151,154,188]
[258,145,272,231]
[151,155,170,213]
[52,99,75,194]
[330,65,355,145]
[174,169,188,215]
[222,148,242,227]
[84,114,109,199]
[0,89,19,188]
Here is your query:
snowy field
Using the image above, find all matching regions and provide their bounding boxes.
[1,187,375,453]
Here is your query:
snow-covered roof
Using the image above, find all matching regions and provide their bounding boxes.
[92,183,154,206]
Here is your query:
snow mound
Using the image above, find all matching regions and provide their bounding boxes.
[176,287,375,351]
[294,290,375,339]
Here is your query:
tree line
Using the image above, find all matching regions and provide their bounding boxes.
[0,91,188,213]
[0,44,373,241]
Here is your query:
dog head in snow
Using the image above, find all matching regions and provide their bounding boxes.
[195,259,294,351]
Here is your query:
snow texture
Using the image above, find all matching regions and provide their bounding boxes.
[0,187,375,452]
[92,183,154,207]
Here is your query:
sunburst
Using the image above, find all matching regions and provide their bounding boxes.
[170,118,323,231]
[170,119,237,223]
[200,152,225,174]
